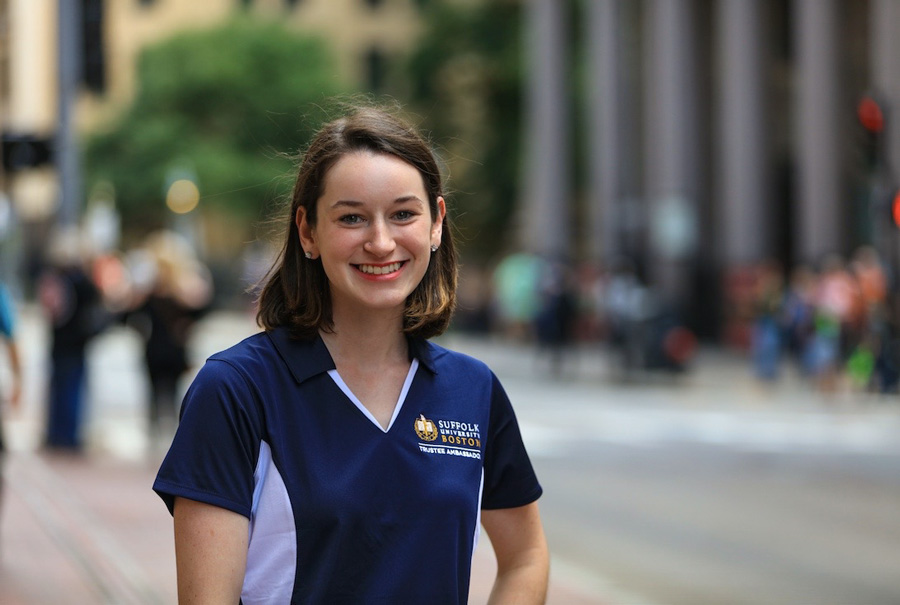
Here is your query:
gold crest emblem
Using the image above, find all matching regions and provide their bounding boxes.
[415,414,438,441]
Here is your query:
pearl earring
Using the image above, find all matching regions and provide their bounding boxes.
[305,251,312,259]
[430,245,438,253]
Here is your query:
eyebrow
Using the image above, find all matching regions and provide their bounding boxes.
[329,195,425,209]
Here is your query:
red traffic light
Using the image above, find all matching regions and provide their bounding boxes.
[858,96,884,133]
[893,190,900,228]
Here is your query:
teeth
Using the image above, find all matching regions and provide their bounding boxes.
[358,262,402,275]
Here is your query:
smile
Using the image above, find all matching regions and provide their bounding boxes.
[355,261,405,275]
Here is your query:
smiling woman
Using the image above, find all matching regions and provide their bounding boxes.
[296,150,445,319]
[258,106,458,341]
[152,103,548,605]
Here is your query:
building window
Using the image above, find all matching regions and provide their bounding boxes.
[365,47,387,93]
[137,0,155,7]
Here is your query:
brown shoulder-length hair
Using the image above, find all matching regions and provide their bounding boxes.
[256,105,458,340]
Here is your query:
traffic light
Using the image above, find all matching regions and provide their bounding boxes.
[82,0,105,93]
[857,95,885,170]
[1,133,54,172]
[858,96,884,134]
[892,190,900,229]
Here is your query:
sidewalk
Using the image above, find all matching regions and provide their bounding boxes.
[0,452,600,604]
[0,452,173,604]
[5,309,896,604]
[0,309,604,604]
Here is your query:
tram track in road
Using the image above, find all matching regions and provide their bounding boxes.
[7,454,167,605]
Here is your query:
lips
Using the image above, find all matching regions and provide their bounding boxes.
[355,261,405,275]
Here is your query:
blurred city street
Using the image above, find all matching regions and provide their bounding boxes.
[3,307,900,604]
[444,340,900,605]
[4,1,900,603]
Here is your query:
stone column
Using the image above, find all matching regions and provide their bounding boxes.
[643,0,700,301]
[870,0,900,185]
[586,0,619,263]
[717,0,767,265]
[585,0,641,264]
[520,0,570,258]
[794,0,840,264]
[869,0,900,272]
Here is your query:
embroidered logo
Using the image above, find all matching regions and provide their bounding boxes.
[414,414,438,441]
[416,414,482,460]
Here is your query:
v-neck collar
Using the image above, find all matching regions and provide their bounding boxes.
[266,327,438,384]
[326,359,419,433]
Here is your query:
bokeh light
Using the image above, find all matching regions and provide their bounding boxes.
[165,178,200,214]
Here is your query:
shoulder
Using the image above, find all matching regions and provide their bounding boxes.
[199,327,331,392]
[180,331,282,423]
[208,330,277,367]
[195,331,279,390]
[417,339,509,407]
[420,338,493,380]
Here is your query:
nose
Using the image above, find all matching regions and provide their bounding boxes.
[363,219,396,257]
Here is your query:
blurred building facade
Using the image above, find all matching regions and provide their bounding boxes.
[0,0,430,289]
[78,0,427,131]
[523,0,900,337]
[2,0,900,339]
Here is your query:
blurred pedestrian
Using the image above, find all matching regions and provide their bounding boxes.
[0,279,23,544]
[781,264,817,373]
[750,260,785,381]
[534,258,577,376]
[849,246,896,391]
[38,229,110,452]
[125,231,213,443]
[153,105,548,603]
[806,255,860,392]
[573,261,607,342]
[604,257,652,372]
[492,250,544,340]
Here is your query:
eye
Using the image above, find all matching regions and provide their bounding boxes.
[338,214,364,225]
[393,210,417,221]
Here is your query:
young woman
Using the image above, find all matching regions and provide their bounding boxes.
[154,105,549,604]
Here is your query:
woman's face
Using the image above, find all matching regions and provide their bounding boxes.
[297,151,444,321]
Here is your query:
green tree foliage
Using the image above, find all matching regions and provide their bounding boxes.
[404,0,523,260]
[84,19,342,228]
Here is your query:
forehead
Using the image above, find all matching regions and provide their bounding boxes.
[322,151,425,195]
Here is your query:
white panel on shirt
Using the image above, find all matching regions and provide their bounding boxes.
[473,469,484,561]
[243,440,296,604]
[327,359,419,432]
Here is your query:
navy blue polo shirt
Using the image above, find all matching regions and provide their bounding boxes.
[153,327,542,604]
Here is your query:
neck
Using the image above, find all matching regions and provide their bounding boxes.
[322,307,408,367]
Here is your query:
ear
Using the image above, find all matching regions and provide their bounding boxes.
[431,197,446,248]
[295,206,318,258]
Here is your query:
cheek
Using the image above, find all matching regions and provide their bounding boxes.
[317,259,343,292]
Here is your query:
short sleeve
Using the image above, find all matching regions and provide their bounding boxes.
[152,358,264,518]
[481,372,542,510]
